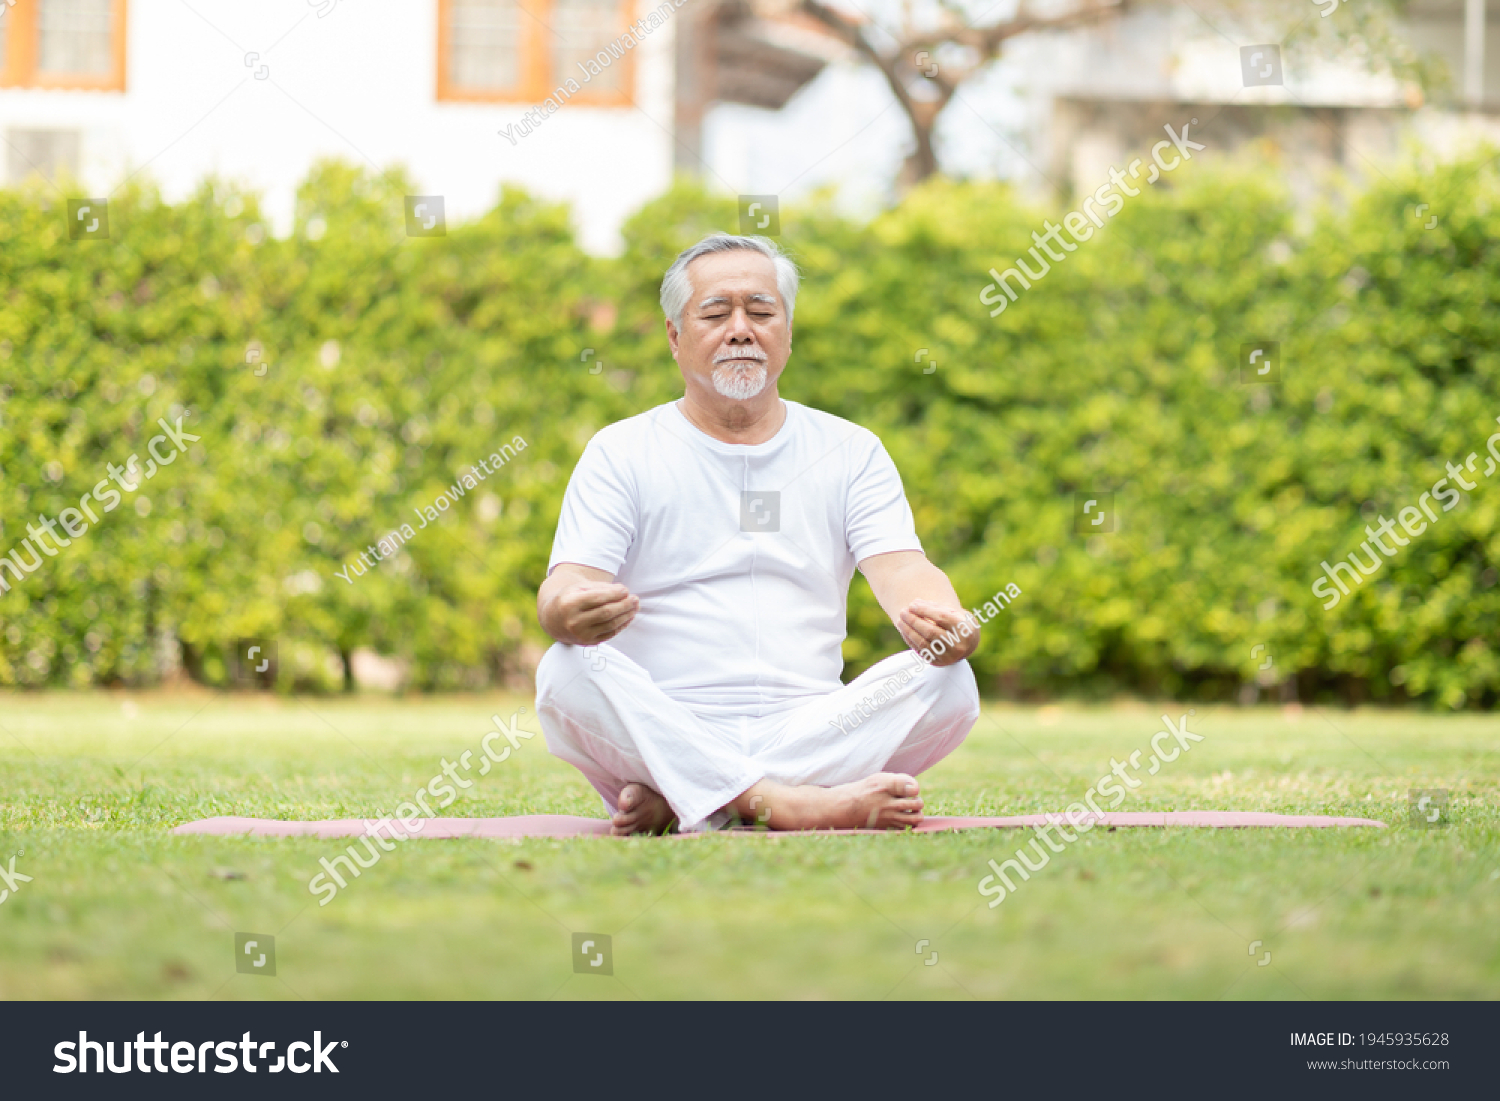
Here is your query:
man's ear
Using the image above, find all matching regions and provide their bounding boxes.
[665,317,680,359]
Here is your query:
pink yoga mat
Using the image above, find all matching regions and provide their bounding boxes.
[171,810,1387,839]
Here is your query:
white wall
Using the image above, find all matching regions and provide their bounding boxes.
[703,59,910,219]
[0,0,678,254]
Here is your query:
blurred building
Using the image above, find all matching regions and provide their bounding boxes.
[2,0,1495,250]
[1016,0,1500,201]
[0,0,839,252]
[693,0,1500,208]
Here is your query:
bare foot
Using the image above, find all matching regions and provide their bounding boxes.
[728,774,923,831]
[611,783,677,836]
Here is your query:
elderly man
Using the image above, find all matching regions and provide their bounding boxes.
[535,233,981,834]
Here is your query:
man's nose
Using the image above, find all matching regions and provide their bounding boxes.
[726,310,755,341]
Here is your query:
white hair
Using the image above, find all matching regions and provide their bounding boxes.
[659,233,800,329]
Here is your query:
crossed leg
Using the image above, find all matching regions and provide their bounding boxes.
[723,650,979,830]
[535,643,980,834]
[611,772,924,834]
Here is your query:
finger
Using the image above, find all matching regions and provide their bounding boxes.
[567,584,633,613]
[897,626,933,658]
[898,610,948,649]
[907,603,968,632]
[905,609,978,653]
[895,621,927,653]
[585,599,640,641]
[901,624,942,657]
[904,624,966,666]
[574,593,638,628]
[901,602,950,631]
[907,598,956,616]
[898,604,935,630]
[566,584,633,613]
[593,604,639,641]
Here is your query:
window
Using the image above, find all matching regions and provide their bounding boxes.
[550,0,626,95]
[0,0,128,91]
[437,0,633,105]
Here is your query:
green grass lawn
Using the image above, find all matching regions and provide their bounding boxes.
[1,690,1496,1000]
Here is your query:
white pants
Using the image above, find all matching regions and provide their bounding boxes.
[535,642,981,831]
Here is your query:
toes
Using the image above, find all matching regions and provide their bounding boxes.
[880,773,919,797]
[619,787,653,818]
[613,787,673,836]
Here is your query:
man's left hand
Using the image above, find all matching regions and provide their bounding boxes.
[898,599,979,666]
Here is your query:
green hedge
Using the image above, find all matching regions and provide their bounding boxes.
[2,154,1497,705]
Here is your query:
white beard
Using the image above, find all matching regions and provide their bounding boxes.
[712,361,768,400]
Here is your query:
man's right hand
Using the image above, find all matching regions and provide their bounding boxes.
[538,564,639,646]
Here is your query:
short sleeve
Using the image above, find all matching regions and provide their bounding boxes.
[845,433,924,563]
[547,436,638,577]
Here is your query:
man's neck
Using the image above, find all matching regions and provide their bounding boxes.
[678,389,786,446]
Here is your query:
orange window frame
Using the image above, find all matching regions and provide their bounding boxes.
[0,0,128,91]
[437,0,634,107]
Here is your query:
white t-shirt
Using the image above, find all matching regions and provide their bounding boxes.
[548,399,924,717]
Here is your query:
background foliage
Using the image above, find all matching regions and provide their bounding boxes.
[2,153,1497,705]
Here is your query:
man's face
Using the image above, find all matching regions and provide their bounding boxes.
[666,250,791,402]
